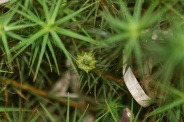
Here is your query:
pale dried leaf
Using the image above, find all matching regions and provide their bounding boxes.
[49,71,79,98]
[0,0,9,5]
[123,64,151,107]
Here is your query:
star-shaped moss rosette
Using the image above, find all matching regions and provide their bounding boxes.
[76,52,97,73]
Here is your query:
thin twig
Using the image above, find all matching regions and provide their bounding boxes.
[0,77,95,110]
[92,68,124,83]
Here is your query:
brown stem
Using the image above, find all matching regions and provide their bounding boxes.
[92,68,124,84]
[0,77,95,110]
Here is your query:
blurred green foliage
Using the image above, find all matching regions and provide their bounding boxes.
[0,0,184,121]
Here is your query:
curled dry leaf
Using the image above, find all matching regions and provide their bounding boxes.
[0,0,9,5]
[123,64,151,107]
[49,71,79,98]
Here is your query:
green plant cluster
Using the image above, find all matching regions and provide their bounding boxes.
[0,0,184,121]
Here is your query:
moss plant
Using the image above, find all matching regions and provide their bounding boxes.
[1,0,184,121]
[76,52,96,73]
